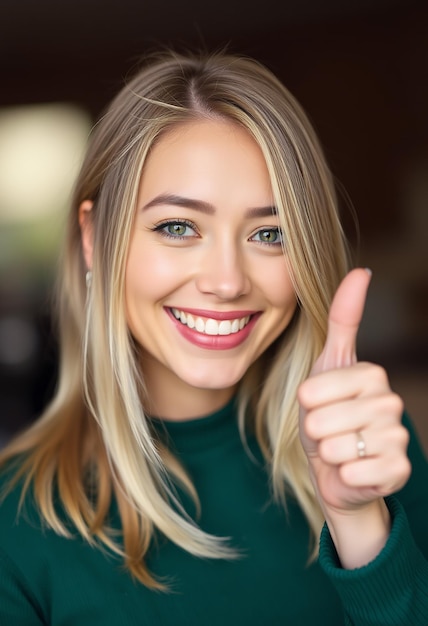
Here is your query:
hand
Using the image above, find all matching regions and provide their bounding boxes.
[298,269,411,567]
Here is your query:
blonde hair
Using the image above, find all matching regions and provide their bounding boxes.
[0,50,349,587]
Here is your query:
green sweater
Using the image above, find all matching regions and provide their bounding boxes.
[1,400,428,625]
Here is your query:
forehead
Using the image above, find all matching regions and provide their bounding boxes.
[148,118,260,160]
[138,119,273,207]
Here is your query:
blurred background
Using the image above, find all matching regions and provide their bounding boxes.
[0,0,427,450]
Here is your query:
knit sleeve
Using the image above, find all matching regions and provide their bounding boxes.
[319,497,428,625]
[0,548,45,625]
[318,412,428,625]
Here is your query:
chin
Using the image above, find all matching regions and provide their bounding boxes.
[180,365,247,391]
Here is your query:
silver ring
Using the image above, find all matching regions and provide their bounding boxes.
[356,431,366,458]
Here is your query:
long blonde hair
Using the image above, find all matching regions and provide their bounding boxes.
[0,50,349,587]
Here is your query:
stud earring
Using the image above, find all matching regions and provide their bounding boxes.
[85,271,92,289]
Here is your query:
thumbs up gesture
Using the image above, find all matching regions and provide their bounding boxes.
[298,269,411,567]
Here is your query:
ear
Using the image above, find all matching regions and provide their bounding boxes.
[78,200,94,270]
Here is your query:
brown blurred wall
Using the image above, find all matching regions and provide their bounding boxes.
[0,0,427,449]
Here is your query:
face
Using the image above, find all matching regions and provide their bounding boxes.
[125,119,297,419]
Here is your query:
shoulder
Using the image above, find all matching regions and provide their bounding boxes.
[0,458,69,592]
[0,459,27,520]
[0,460,49,564]
[0,462,51,623]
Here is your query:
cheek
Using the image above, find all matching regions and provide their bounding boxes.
[256,261,296,310]
[125,244,187,306]
[280,288,297,312]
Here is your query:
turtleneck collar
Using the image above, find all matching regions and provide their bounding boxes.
[150,396,239,456]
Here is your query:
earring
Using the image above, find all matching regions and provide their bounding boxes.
[85,271,92,289]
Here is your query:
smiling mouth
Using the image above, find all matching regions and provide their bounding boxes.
[170,308,251,336]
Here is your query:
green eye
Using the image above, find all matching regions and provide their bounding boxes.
[260,229,278,243]
[166,223,188,236]
[252,227,283,245]
[153,220,197,239]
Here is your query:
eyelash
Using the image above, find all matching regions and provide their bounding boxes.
[151,219,199,240]
[151,220,284,246]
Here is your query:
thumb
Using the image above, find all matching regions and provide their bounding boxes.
[313,268,372,373]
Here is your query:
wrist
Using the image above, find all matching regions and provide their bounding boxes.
[324,499,391,569]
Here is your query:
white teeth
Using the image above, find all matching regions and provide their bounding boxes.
[219,320,232,335]
[195,317,205,333]
[204,319,218,335]
[171,309,251,336]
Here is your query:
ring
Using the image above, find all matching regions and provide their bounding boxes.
[356,431,366,458]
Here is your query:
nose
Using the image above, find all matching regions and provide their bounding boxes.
[195,240,251,300]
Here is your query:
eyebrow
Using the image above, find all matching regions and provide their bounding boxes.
[142,193,277,218]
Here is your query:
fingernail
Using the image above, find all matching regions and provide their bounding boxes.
[365,267,372,277]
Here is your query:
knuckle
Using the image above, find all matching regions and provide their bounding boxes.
[297,380,310,407]
[388,392,404,416]
[389,424,410,450]
[398,425,410,448]
[339,462,355,485]
[401,456,412,481]
[304,412,319,439]
[394,458,412,489]
[318,437,335,461]
[367,363,389,387]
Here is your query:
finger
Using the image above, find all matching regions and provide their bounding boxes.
[299,362,393,411]
[318,423,409,465]
[314,268,372,373]
[319,431,374,464]
[339,456,411,493]
[304,391,403,439]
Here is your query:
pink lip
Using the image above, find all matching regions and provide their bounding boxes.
[166,308,261,350]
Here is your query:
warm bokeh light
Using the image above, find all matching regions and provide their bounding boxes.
[0,103,92,287]
[0,103,91,222]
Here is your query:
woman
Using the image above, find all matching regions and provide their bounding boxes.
[0,50,427,625]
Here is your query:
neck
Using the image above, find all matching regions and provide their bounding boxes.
[146,386,236,421]
[140,357,237,420]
